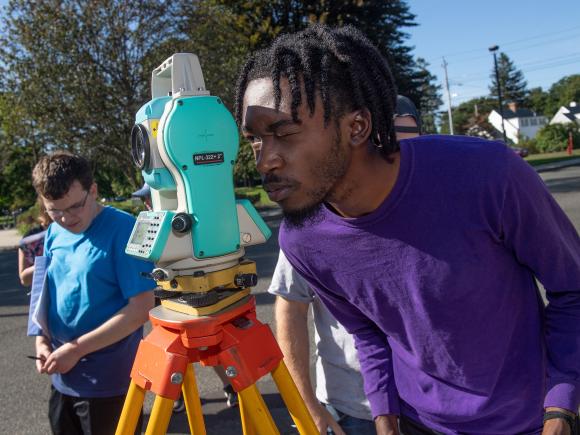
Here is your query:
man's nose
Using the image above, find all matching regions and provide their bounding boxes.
[255,141,283,174]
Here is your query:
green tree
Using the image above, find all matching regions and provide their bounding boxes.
[544,74,580,117]
[535,123,580,153]
[489,52,528,104]
[217,0,440,113]
[0,91,45,210]
[0,0,176,202]
[526,87,549,115]
[440,96,497,135]
[414,58,442,133]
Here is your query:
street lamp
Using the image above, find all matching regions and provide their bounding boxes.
[489,45,507,144]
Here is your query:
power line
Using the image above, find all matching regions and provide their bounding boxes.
[425,24,580,63]
[435,31,580,67]
[451,52,580,84]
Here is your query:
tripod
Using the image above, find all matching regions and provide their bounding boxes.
[115,295,318,435]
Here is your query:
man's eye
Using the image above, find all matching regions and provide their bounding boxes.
[276,131,298,138]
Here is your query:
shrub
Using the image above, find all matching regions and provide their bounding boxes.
[535,123,580,153]
[518,138,539,154]
[16,202,41,235]
[235,192,261,204]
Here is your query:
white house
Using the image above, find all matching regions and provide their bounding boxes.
[550,102,580,125]
[487,102,548,144]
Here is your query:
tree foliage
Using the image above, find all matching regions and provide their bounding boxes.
[440,96,497,135]
[0,0,176,201]
[535,123,580,154]
[414,58,442,133]
[0,0,441,207]
[543,74,580,117]
[489,52,528,104]
[216,0,442,127]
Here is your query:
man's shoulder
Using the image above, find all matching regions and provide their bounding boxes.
[410,134,507,156]
[408,135,512,182]
[97,207,137,233]
[102,206,137,224]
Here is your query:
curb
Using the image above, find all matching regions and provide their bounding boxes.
[0,244,18,252]
[534,158,580,173]
[257,207,283,222]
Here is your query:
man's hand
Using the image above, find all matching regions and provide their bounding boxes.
[309,402,346,435]
[542,418,571,435]
[542,407,576,435]
[42,341,82,375]
[35,335,52,374]
[375,414,400,435]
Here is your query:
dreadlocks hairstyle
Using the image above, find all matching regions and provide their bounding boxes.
[234,24,399,157]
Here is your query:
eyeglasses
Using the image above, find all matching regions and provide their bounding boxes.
[46,191,90,218]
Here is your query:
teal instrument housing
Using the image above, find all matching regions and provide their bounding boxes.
[125,210,174,262]
[135,96,171,123]
[135,96,177,192]
[143,168,175,191]
[163,96,240,258]
[237,199,272,241]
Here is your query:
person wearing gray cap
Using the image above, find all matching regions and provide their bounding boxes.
[394,96,421,140]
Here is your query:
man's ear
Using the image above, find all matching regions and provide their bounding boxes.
[90,182,98,198]
[347,108,372,149]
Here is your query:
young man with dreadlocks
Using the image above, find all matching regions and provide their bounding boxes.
[236,25,580,434]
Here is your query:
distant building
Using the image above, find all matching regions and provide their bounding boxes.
[488,102,548,144]
[550,102,580,126]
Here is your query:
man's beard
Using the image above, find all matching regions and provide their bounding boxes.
[280,126,349,229]
[282,201,324,229]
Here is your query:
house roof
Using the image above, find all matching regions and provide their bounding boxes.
[499,108,538,119]
[567,104,580,115]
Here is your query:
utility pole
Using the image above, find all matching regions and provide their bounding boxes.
[442,57,454,135]
[489,45,507,144]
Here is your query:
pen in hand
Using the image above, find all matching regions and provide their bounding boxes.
[26,355,46,361]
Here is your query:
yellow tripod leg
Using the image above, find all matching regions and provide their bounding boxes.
[182,364,206,435]
[145,395,174,435]
[238,384,280,435]
[271,361,318,435]
[116,381,146,435]
[238,389,257,435]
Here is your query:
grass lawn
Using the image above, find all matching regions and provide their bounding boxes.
[235,185,277,208]
[525,149,580,166]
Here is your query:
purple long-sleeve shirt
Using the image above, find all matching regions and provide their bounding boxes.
[280,135,580,433]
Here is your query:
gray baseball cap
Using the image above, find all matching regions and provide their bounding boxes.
[395,95,421,134]
[131,183,151,198]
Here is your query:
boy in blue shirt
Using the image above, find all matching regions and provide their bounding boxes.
[31,152,155,434]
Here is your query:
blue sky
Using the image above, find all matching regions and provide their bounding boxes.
[407,0,580,108]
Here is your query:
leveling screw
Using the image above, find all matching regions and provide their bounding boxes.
[225,366,237,378]
[170,372,183,384]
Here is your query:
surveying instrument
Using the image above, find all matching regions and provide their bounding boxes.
[115,54,317,435]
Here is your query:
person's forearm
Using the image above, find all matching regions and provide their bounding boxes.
[18,249,34,286]
[72,291,154,357]
[275,298,319,409]
[20,265,35,286]
[375,415,400,435]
